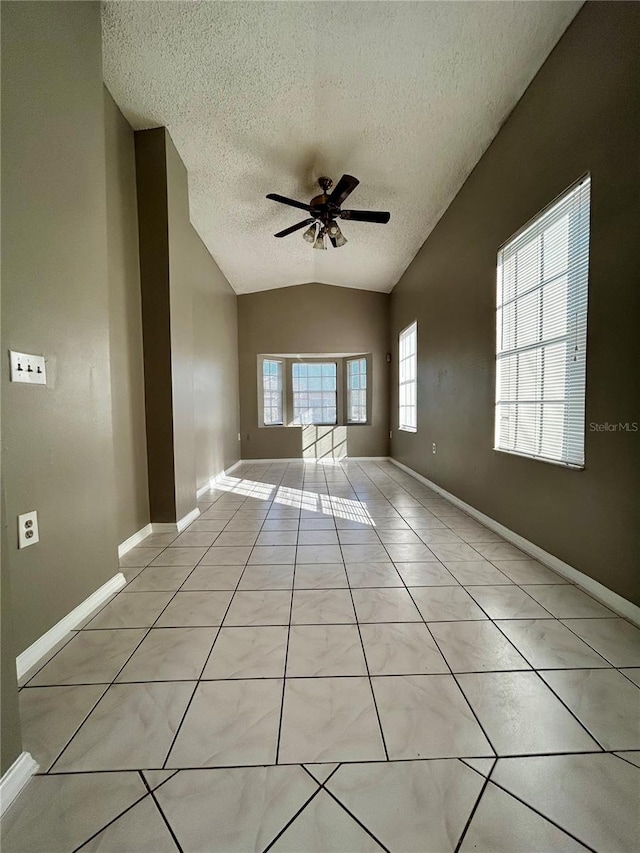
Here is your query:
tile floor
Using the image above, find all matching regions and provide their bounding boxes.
[2,460,640,852]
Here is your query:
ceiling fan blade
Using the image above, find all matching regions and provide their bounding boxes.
[329,174,359,206]
[274,218,314,238]
[340,209,390,224]
[266,193,312,212]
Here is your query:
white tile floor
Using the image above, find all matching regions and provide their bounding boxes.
[3,460,640,852]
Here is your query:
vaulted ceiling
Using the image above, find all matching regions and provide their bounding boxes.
[102,1,582,294]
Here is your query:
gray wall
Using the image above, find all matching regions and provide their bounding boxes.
[105,89,150,543]
[238,284,390,459]
[390,2,640,605]
[1,1,119,658]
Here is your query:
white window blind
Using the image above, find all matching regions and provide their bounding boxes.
[495,176,590,467]
[399,321,417,432]
[347,357,367,423]
[292,362,337,425]
[262,359,283,425]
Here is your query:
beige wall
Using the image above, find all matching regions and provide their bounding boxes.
[165,132,241,500]
[192,226,241,490]
[0,3,240,771]
[165,133,198,520]
[1,1,119,657]
[136,128,240,520]
[105,89,150,543]
[390,3,640,605]
[238,284,390,459]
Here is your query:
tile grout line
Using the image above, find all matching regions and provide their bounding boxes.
[44,504,239,773]
[260,787,323,853]
[148,785,185,852]
[274,466,299,765]
[67,780,151,853]
[486,773,599,853]
[336,465,395,764]
[452,768,492,853]
[159,472,285,770]
[39,749,612,777]
[321,784,391,852]
[363,509,500,762]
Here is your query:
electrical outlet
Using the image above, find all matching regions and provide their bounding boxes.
[389,430,393,439]
[18,511,39,549]
[10,351,46,385]
[432,442,437,454]
[237,432,241,442]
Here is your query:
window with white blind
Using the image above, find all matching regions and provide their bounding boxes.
[347,357,367,423]
[292,362,337,425]
[399,321,417,432]
[495,176,590,467]
[262,358,283,425]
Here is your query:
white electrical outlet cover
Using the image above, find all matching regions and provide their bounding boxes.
[18,511,39,549]
[9,351,47,385]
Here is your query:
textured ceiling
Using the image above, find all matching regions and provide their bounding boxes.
[102,1,582,294]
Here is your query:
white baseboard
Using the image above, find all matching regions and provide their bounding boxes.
[196,483,212,499]
[16,572,126,680]
[177,507,200,532]
[346,456,391,461]
[149,508,201,535]
[117,523,153,558]
[196,460,243,498]
[388,458,640,627]
[239,458,304,464]
[238,457,390,464]
[0,752,39,817]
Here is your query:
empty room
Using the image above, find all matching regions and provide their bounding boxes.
[1,1,639,851]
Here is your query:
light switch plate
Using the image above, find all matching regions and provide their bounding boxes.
[18,511,39,549]
[10,351,46,385]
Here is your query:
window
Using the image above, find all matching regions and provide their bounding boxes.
[262,358,283,425]
[495,176,590,467]
[292,362,337,425]
[399,321,417,431]
[347,357,367,423]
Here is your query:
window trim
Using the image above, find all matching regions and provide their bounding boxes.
[398,321,418,433]
[258,357,284,427]
[346,356,369,425]
[493,175,590,469]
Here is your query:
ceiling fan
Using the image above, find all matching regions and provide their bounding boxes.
[266,175,390,249]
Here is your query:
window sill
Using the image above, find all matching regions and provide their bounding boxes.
[493,447,584,470]
[398,426,417,433]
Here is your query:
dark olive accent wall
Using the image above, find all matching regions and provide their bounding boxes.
[135,129,177,522]
[390,2,640,605]
[105,89,151,542]
[238,284,390,460]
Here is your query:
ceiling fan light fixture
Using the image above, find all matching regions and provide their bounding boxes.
[313,228,327,250]
[328,221,347,247]
[302,223,317,243]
